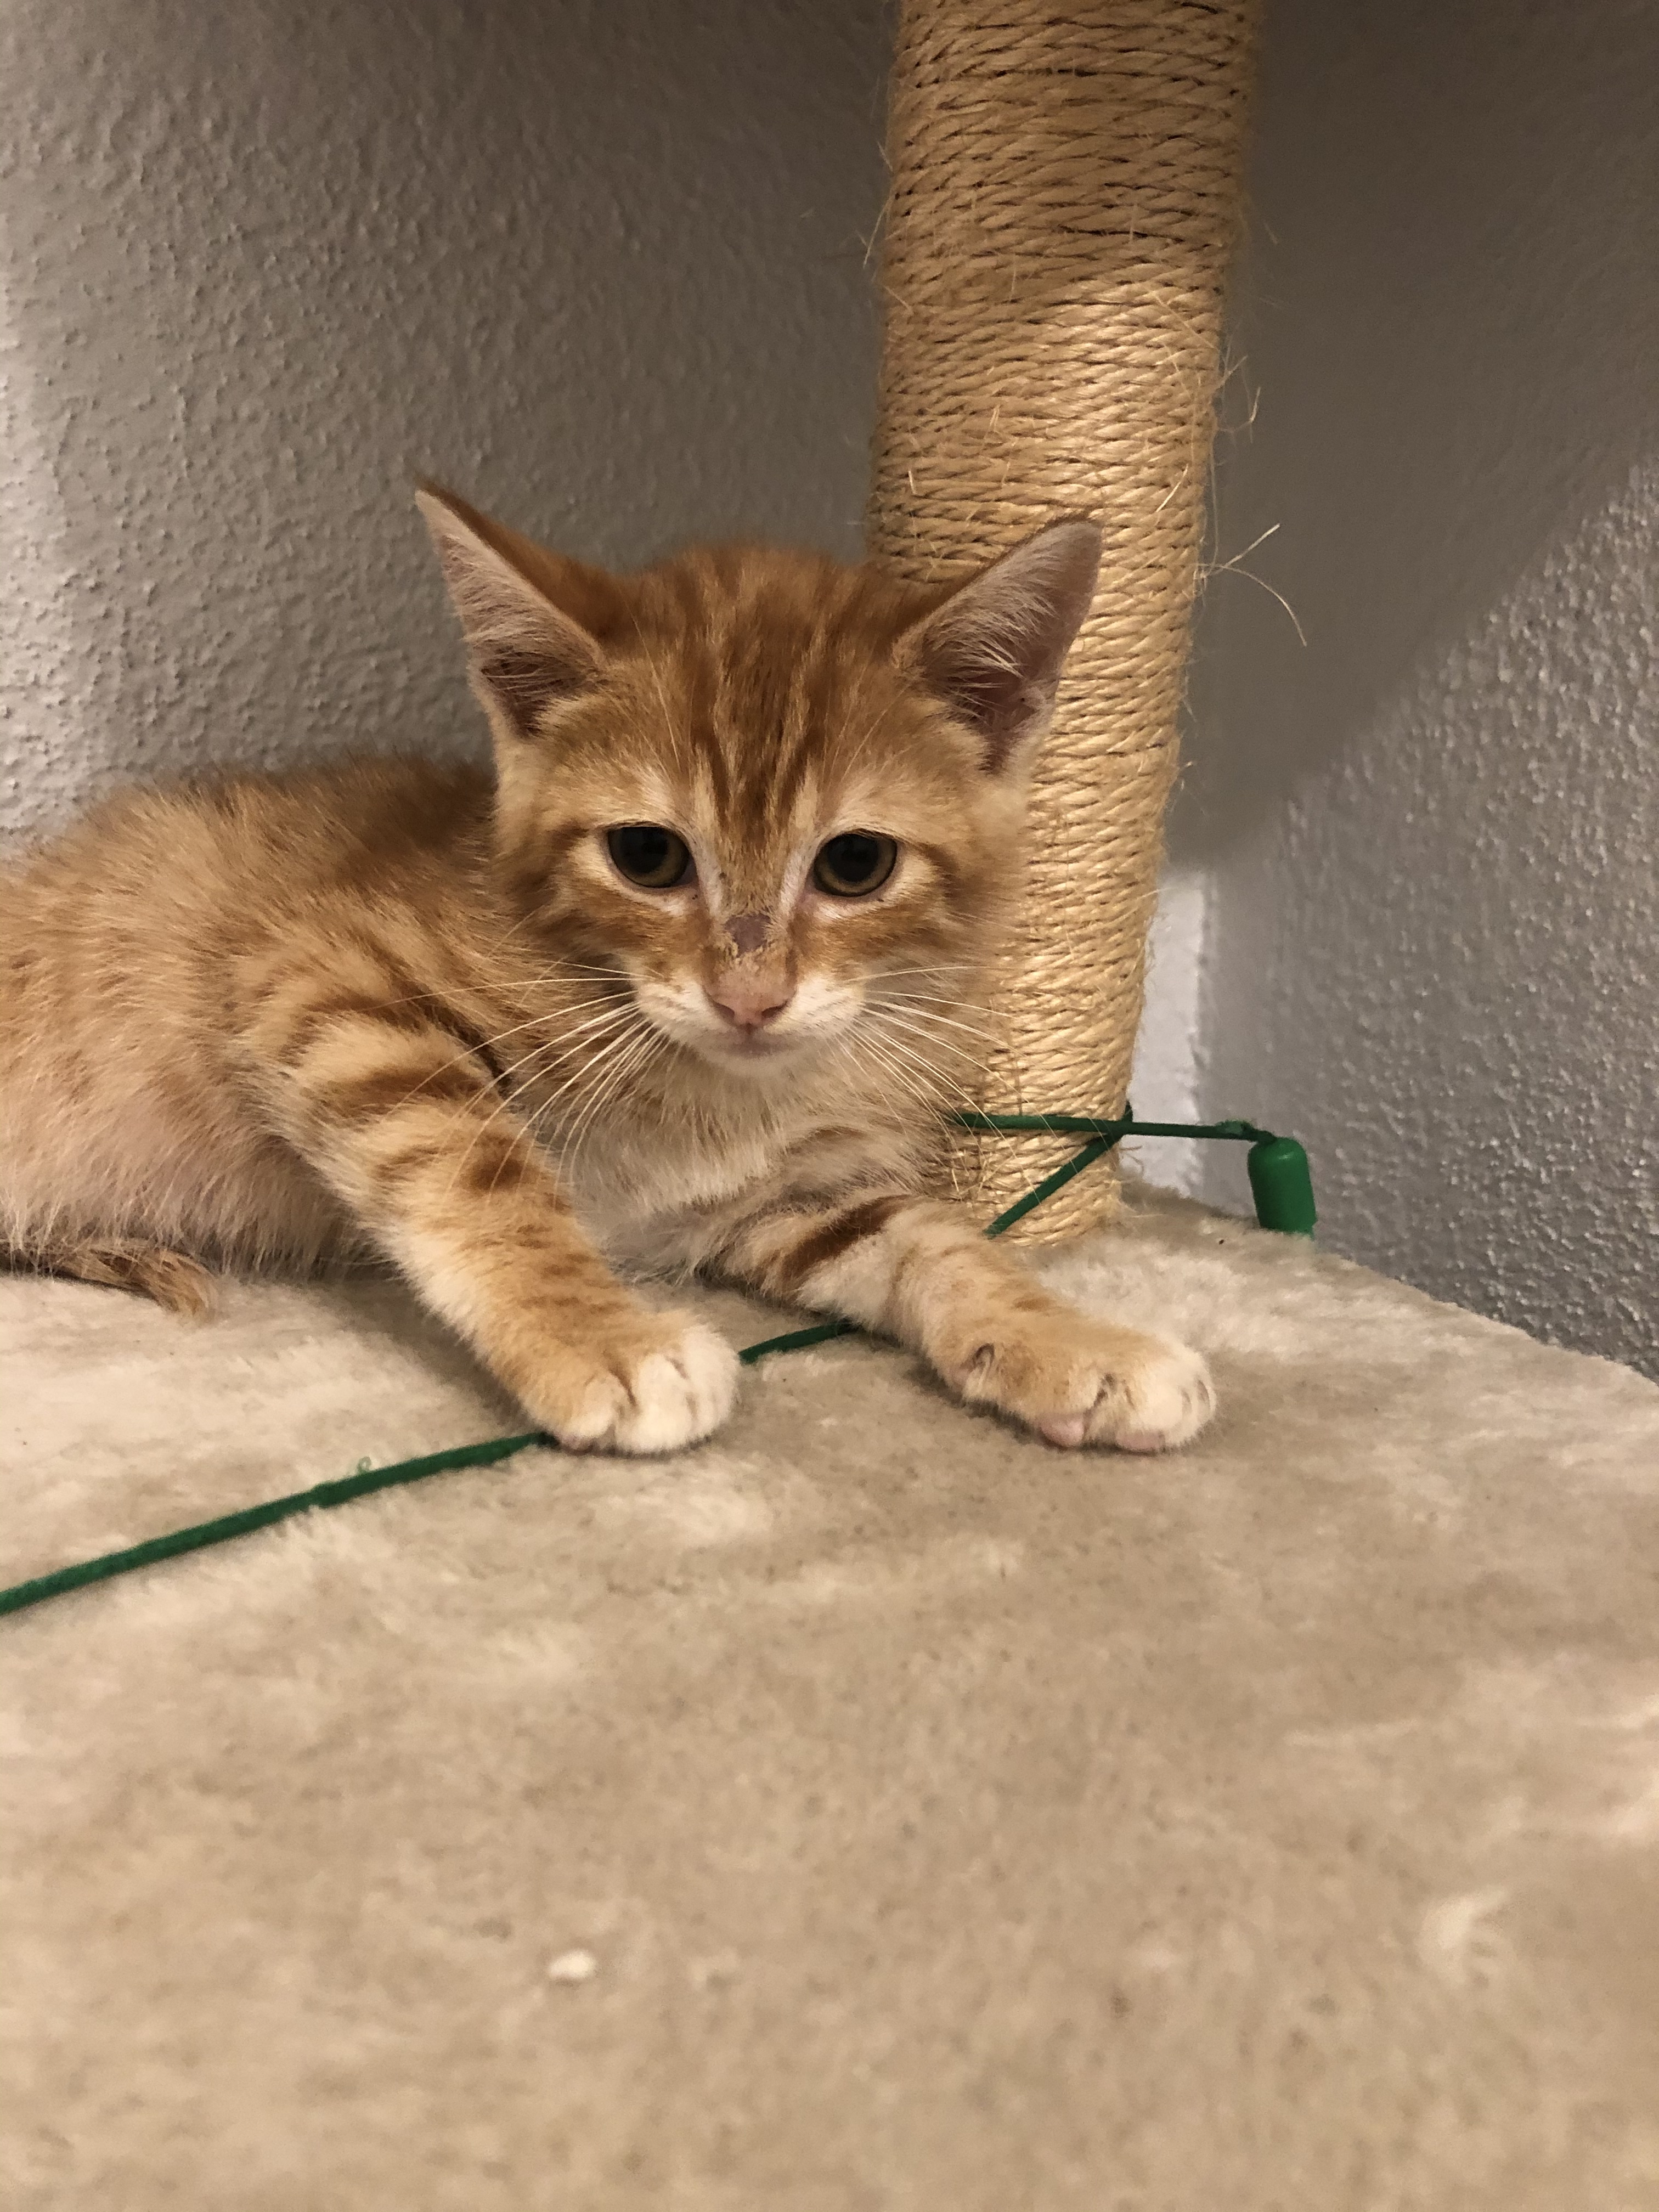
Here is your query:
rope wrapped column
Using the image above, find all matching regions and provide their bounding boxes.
[868,0,1260,1237]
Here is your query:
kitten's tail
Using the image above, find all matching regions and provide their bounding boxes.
[12,1237,216,1317]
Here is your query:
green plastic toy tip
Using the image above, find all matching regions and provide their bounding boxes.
[1246,1137,1317,1237]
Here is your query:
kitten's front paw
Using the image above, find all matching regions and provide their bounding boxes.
[949,1309,1215,1454]
[525,1311,741,1455]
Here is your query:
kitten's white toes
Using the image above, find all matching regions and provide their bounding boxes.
[610,1321,742,1454]
[555,1372,631,1452]
[1095,1339,1215,1453]
[531,1317,740,1455]
[676,1320,745,1432]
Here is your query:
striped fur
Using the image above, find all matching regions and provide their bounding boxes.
[0,493,1212,1455]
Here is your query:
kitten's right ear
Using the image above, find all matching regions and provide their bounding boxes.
[415,482,624,742]
[900,516,1102,775]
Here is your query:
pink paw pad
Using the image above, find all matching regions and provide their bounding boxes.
[1038,1414,1088,1449]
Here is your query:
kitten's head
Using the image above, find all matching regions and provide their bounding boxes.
[419,486,1098,1089]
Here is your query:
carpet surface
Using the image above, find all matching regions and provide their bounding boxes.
[5,1191,1658,2209]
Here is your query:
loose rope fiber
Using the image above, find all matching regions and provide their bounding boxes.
[867,0,1261,1237]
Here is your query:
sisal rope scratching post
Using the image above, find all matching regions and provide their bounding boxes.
[868,0,1260,1237]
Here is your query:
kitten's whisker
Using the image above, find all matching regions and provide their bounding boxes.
[533,962,633,984]
[843,1026,936,1119]
[458,1003,650,1204]
[870,963,979,977]
[548,998,632,1033]
[868,968,990,1005]
[479,906,560,967]
[859,1012,988,1123]
[491,1017,654,1194]
[440,1065,559,1205]
[539,1004,639,1058]
[511,1035,644,1165]
[539,1015,652,1155]
[868,974,991,1003]
[435,1003,640,1199]
[554,1025,662,1184]
[863,998,981,1058]
[868,984,1010,1053]
[868,979,992,1019]
[871,1001,994,1048]
[862,1032,960,1110]
[884,1030,986,1106]
[528,1002,645,1090]
[483,1023,619,1103]
[383,991,633,1118]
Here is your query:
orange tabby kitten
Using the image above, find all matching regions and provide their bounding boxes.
[0,488,1214,1456]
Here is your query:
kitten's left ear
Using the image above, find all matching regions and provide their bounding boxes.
[416,481,626,744]
[901,517,1101,774]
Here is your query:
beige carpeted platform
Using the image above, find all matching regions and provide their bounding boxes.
[5,1190,1659,2209]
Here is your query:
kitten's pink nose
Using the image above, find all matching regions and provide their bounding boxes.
[704,974,794,1031]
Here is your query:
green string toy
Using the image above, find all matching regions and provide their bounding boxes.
[0,1114,1313,1620]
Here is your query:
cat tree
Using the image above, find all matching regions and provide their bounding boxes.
[867,0,1261,1236]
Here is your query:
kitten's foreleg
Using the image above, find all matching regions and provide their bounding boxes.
[718,1193,1213,1452]
[242,991,738,1452]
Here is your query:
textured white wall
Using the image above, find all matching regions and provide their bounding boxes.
[1127,866,1210,1198]
[0,0,890,843]
[1177,0,1658,1375]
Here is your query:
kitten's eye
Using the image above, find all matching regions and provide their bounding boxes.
[812,832,898,899]
[607,824,692,889]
